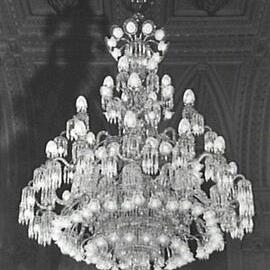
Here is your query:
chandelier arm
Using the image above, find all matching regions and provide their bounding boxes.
[27,180,34,187]
[161,127,177,141]
[197,152,213,162]
[193,194,211,207]
[204,125,212,132]
[35,200,51,210]
[60,130,66,136]
[54,157,72,168]
[61,199,82,215]
[96,131,110,145]
[117,151,142,162]
[120,37,130,43]
[233,174,246,183]
[54,193,71,206]
[145,39,159,46]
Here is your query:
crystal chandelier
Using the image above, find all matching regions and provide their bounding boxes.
[19,13,255,270]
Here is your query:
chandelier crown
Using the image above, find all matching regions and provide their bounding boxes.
[19,14,254,270]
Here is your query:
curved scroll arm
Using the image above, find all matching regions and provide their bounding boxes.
[161,127,177,142]
[54,157,72,168]
[204,125,212,132]
[233,174,246,183]
[117,150,142,162]
[96,131,109,146]
[197,152,213,163]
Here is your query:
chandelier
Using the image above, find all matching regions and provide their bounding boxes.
[19,13,255,270]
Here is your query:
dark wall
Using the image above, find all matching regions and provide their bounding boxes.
[0,0,270,269]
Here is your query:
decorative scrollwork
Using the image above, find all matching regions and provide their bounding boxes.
[47,0,79,13]
[194,0,230,16]
[122,0,155,13]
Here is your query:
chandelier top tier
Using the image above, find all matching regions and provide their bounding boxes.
[19,15,254,270]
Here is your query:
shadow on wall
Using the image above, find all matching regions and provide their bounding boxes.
[2,1,115,270]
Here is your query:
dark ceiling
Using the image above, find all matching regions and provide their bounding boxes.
[0,0,270,269]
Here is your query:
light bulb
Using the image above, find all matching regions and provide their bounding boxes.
[183,89,195,105]
[158,234,169,245]
[123,232,135,242]
[62,190,71,201]
[179,200,192,211]
[155,29,165,41]
[142,232,152,243]
[192,204,204,216]
[76,96,88,113]
[103,76,114,88]
[133,193,145,206]
[124,19,137,34]
[45,140,57,158]
[166,199,178,211]
[161,74,171,86]
[112,26,124,39]
[142,20,154,35]
[95,146,107,160]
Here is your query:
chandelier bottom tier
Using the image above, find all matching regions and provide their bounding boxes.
[19,14,254,270]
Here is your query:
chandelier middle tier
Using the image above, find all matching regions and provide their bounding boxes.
[19,14,254,270]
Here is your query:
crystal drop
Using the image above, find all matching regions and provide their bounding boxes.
[74,120,87,137]
[107,36,117,48]
[124,110,137,128]
[178,118,191,135]
[158,41,168,52]
[214,136,225,153]
[147,59,158,70]
[118,56,129,72]
[161,85,174,99]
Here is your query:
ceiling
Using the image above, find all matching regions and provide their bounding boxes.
[0,0,270,269]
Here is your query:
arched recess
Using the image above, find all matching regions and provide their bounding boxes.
[161,62,235,159]
[204,64,235,157]
[260,79,270,187]
[245,62,270,188]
